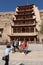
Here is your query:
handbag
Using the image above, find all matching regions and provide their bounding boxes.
[2,56,6,60]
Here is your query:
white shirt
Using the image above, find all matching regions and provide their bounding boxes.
[5,46,13,56]
[19,41,21,46]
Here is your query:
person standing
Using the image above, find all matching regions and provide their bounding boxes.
[4,42,13,65]
[12,40,15,52]
[14,39,19,51]
[21,39,27,50]
[19,40,22,46]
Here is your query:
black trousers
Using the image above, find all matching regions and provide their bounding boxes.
[5,55,9,65]
[14,46,19,52]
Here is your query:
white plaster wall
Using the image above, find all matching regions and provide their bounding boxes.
[16,7,18,11]
[33,5,41,31]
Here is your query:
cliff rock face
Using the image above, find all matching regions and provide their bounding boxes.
[0,12,15,43]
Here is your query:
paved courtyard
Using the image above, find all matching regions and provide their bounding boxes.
[0,44,43,65]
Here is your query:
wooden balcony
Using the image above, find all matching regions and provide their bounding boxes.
[10,32,38,36]
[14,18,36,21]
[12,23,36,27]
[15,12,34,16]
[16,9,33,13]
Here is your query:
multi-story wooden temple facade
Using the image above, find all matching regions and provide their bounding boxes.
[9,4,40,42]
[0,4,42,44]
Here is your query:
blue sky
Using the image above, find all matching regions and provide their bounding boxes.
[0,0,43,12]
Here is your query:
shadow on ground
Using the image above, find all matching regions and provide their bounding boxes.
[19,63,24,65]
[24,50,31,55]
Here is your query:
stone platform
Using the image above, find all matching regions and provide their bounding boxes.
[0,44,43,65]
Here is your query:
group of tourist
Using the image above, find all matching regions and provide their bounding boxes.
[12,39,28,52]
[2,39,28,65]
